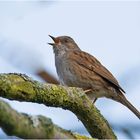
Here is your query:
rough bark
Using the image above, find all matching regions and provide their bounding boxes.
[0,73,117,139]
[0,99,90,139]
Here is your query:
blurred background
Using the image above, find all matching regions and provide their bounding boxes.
[0,1,140,138]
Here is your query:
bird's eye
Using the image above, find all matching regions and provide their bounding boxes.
[64,39,68,43]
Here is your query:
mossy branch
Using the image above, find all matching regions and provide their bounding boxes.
[0,99,89,139]
[0,73,117,139]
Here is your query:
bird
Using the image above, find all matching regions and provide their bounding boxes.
[48,35,140,119]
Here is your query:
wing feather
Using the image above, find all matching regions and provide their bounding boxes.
[67,50,125,93]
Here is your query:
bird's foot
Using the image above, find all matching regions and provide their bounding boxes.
[84,89,97,104]
[84,89,92,93]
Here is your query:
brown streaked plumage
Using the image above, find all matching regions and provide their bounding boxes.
[48,35,140,119]
[68,51,125,93]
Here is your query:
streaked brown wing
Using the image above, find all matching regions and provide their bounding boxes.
[67,50,125,93]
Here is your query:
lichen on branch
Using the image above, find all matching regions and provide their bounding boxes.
[0,99,90,139]
[0,73,117,139]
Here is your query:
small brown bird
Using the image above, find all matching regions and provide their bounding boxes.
[48,35,140,119]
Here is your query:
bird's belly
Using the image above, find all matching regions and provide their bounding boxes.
[55,56,107,93]
[56,61,92,88]
[57,66,80,87]
[58,68,107,98]
[56,58,110,99]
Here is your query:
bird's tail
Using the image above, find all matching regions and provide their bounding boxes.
[113,93,140,119]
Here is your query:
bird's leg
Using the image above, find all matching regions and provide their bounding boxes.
[84,89,92,93]
[84,89,97,104]
[92,98,97,104]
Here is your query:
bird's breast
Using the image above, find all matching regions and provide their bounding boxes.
[55,54,75,86]
[55,54,92,88]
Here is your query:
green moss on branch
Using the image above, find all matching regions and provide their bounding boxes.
[0,99,90,139]
[0,73,117,139]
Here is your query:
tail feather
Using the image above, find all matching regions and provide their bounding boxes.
[115,94,140,119]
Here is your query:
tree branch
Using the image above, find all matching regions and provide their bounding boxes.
[0,73,117,139]
[0,99,90,139]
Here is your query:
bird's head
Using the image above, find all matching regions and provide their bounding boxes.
[48,35,80,55]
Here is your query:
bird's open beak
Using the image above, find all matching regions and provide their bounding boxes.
[48,35,59,46]
[49,35,56,42]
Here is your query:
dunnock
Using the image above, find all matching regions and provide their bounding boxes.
[48,35,140,119]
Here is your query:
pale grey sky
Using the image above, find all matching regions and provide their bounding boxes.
[0,1,140,138]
